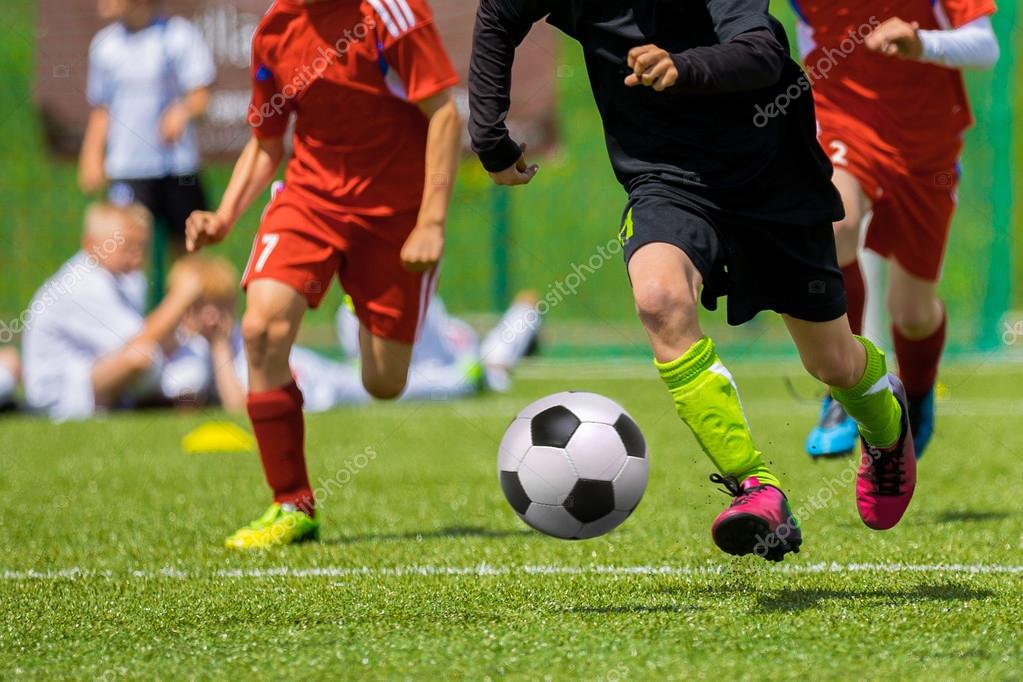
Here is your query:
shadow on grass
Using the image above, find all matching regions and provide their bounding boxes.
[326,525,534,545]
[758,584,995,612]
[565,604,700,615]
[934,510,1011,523]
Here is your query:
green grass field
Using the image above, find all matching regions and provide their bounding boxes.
[2,359,1022,679]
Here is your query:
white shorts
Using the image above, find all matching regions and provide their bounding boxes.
[27,352,165,421]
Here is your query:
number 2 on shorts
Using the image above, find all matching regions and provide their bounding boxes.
[254,233,280,273]
[829,140,848,167]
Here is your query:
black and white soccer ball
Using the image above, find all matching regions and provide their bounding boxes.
[498,391,648,540]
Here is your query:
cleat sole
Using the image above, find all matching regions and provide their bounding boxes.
[713,513,802,562]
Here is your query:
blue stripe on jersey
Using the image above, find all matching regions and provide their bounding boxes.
[376,41,389,76]
[789,0,810,25]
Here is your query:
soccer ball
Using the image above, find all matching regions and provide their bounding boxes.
[498,391,649,540]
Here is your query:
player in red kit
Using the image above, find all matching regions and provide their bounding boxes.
[798,0,999,458]
[186,0,461,549]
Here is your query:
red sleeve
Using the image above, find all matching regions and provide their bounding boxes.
[370,0,460,102]
[246,33,292,138]
[939,0,997,28]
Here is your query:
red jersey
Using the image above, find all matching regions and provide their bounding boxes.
[794,0,996,171]
[248,0,459,215]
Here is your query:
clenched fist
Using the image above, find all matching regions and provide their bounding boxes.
[185,211,230,253]
[400,221,444,273]
[625,45,680,92]
[865,18,923,60]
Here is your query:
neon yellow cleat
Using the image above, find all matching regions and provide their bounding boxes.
[224,503,320,550]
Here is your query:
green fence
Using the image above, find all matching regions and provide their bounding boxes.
[1,1,1019,356]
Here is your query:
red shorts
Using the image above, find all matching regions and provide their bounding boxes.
[817,111,958,282]
[241,186,437,344]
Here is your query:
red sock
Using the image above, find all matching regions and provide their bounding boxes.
[247,381,314,515]
[841,261,866,335]
[892,312,947,400]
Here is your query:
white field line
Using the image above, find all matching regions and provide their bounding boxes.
[384,399,1023,418]
[515,357,1023,381]
[3,562,1023,581]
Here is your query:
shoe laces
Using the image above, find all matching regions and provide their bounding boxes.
[709,473,759,507]
[864,444,904,495]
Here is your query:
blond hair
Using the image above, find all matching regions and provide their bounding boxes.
[83,201,153,241]
[168,254,240,306]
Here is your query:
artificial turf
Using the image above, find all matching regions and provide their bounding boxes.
[1,359,1022,679]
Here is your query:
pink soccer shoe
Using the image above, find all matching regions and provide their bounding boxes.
[856,374,917,530]
[710,475,802,562]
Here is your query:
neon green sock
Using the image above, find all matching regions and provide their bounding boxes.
[831,336,903,448]
[656,337,780,488]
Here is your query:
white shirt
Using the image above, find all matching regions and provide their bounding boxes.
[22,252,153,419]
[87,17,216,179]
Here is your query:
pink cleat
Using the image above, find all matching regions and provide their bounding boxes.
[710,475,802,562]
[856,374,917,530]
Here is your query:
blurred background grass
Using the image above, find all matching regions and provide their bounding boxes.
[1,0,1019,356]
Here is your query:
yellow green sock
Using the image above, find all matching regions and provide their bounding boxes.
[655,337,780,488]
[831,336,903,448]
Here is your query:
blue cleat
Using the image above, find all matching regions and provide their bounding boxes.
[907,388,935,459]
[806,396,859,458]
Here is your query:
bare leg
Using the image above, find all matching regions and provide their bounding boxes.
[242,279,307,392]
[783,315,865,390]
[831,168,872,267]
[359,326,414,400]
[627,243,704,361]
[887,261,943,340]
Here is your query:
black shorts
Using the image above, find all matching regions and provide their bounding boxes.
[108,175,208,246]
[620,189,846,326]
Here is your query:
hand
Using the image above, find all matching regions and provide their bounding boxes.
[625,45,680,92]
[78,160,106,194]
[489,143,539,186]
[865,18,923,60]
[196,304,233,343]
[400,221,444,273]
[185,211,230,252]
[159,102,191,144]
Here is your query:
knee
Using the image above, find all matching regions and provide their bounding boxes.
[632,278,696,332]
[362,373,407,401]
[802,347,860,388]
[832,214,862,261]
[241,311,294,362]
[888,294,942,338]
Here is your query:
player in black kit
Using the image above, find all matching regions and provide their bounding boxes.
[469,0,920,561]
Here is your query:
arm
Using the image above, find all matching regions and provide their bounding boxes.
[91,274,203,406]
[468,0,546,184]
[185,135,285,251]
[866,16,999,70]
[162,18,217,144]
[208,327,246,413]
[160,86,212,144]
[78,107,109,194]
[627,0,784,94]
[627,29,786,94]
[400,91,463,273]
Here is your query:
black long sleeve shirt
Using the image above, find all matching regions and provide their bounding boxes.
[469,0,842,225]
